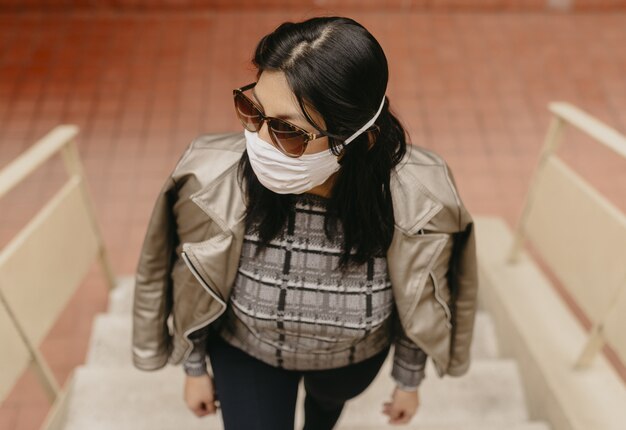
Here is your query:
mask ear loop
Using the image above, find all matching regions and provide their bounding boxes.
[343,95,386,145]
[336,95,386,159]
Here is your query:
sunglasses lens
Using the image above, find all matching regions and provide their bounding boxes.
[234,93,263,132]
[268,119,307,156]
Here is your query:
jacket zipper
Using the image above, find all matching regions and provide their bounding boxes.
[430,270,452,329]
[180,250,228,362]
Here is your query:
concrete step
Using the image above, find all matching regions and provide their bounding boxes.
[62,360,539,430]
[319,358,530,428]
[86,313,176,367]
[61,365,223,430]
[336,424,551,430]
[107,275,135,315]
[87,310,500,368]
[85,313,133,366]
[471,311,500,358]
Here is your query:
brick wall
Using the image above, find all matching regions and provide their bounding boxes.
[0,0,625,12]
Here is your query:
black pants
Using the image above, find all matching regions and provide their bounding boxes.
[206,334,390,430]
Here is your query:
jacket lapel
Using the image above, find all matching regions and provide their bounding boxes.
[190,161,247,234]
[181,158,247,309]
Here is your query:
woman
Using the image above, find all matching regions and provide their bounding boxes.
[131,15,478,430]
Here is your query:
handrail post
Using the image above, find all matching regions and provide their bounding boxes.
[508,115,566,264]
[61,139,117,291]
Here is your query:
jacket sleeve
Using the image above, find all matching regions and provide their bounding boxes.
[391,309,428,390]
[444,163,479,376]
[131,141,196,371]
[182,332,209,376]
[131,174,178,371]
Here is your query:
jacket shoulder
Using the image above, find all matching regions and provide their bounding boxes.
[188,131,246,153]
[394,144,471,233]
[170,131,245,189]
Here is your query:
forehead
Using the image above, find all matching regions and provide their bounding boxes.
[255,71,301,114]
[254,70,325,127]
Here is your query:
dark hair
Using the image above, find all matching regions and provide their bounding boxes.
[237,16,409,270]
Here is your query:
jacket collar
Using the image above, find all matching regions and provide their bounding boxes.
[190,141,444,235]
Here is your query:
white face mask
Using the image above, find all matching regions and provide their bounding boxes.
[245,128,341,194]
[244,95,386,195]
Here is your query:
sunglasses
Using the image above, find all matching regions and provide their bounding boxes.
[233,82,328,157]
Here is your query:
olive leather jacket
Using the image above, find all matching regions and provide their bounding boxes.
[131,131,478,379]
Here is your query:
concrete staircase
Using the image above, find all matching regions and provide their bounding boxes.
[57,276,553,430]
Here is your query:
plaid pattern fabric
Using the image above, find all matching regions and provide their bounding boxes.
[183,193,427,389]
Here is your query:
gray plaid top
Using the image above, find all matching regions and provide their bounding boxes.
[183,192,427,390]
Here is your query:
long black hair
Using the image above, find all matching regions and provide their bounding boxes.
[237,16,410,270]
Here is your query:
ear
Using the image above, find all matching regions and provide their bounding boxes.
[366,124,381,150]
